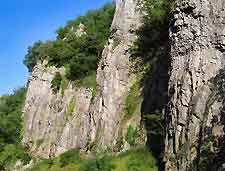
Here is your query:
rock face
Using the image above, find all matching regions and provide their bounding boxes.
[165,0,225,170]
[22,61,93,157]
[89,0,144,150]
[22,0,146,158]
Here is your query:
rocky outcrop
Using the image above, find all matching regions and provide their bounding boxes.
[22,61,93,157]
[22,0,146,158]
[89,0,144,150]
[165,0,225,170]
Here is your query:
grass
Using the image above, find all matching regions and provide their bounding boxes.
[113,148,158,171]
[125,125,138,146]
[124,80,142,118]
[27,147,158,171]
[75,72,97,101]
[60,76,69,96]
[65,96,77,120]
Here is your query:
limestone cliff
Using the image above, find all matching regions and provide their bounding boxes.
[165,0,225,170]
[89,0,144,150]
[22,0,146,158]
[22,61,93,157]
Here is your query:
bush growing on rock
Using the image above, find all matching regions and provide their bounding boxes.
[23,3,115,82]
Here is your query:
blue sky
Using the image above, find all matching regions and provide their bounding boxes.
[0,0,112,95]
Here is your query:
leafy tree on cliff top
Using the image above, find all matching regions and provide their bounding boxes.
[23,3,115,80]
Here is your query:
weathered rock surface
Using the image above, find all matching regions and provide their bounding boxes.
[22,0,146,158]
[22,61,93,157]
[165,0,225,170]
[89,0,144,150]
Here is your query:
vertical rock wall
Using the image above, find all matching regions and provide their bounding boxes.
[90,0,144,150]
[22,61,93,157]
[165,0,225,170]
[22,0,146,158]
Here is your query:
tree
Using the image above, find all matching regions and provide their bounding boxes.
[23,3,115,80]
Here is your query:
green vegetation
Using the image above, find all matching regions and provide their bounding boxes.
[27,147,158,171]
[125,125,138,146]
[65,96,77,120]
[0,88,32,170]
[125,80,142,117]
[0,2,173,170]
[0,144,31,170]
[112,36,121,50]
[141,0,173,22]
[60,76,69,96]
[23,3,115,82]
[0,88,26,147]
[59,149,80,167]
[131,0,172,62]
[51,72,63,92]
[75,72,97,99]
[80,156,114,171]
[130,0,174,168]
[51,72,70,95]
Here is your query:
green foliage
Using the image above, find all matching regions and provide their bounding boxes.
[80,156,114,171]
[60,76,69,96]
[75,72,97,100]
[125,125,138,146]
[59,149,80,167]
[28,158,54,171]
[0,144,32,170]
[23,41,53,72]
[125,81,142,117]
[75,72,97,88]
[112,36,121,50]
[141,0,176,22]
[0,88,31,170]
[113,147,158,171]
[131,0,172,62]
[28,147,158,171]
[0,87,26,148]
[196,136,216,171]
[129,1,172,168]
[51,72,63,92]
[51,72,69,95]
[24,3,115,81]
[65,97,77,120]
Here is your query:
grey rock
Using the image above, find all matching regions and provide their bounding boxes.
[165,0,225,170]
[22,0,146,158]
[22,61,92,158]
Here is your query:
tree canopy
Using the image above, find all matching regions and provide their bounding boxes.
[23,3,115,80]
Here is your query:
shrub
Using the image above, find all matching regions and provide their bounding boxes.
[65,97,77,120]
[28,147,158,171]
[51,72,62,92]
[60,76,69,96]
[125,125,138,146]
[0,144,32,170]
[125,81,141,117]
[59,149,80,167]
[142,0,174,22]
[80,156,114,171]
[0,87,26,148]
[113,147,158,171]
[24,3,116,79]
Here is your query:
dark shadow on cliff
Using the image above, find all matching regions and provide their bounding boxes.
[130,8,171,170]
